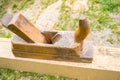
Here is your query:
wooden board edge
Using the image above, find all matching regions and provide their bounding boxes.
[0,57,120,80]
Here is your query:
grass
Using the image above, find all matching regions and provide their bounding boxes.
[107,38,114,44]
[0,0,9,19]
[53,0,120,42]
[0,0,34,38]
[0,68,77,80]
[0,0,34,18]
[0,25,12,38]
[0,0,58,38]
[92,0,120,42]
[40,0,58,9]
[53,0,79,31]
[0,31,12,38]
[86,0,120,42]
[12,0,34,13]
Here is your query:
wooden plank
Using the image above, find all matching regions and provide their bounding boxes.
[0,38,120,80]
[1,13,47,43]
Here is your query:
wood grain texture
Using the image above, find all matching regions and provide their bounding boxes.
[75,15,90,43]
[0,38,120,80]
[1,13,47,43]
[11,31,93,63]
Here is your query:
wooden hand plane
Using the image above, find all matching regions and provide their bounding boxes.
[1,13,93,63]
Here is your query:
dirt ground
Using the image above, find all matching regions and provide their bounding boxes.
[4,0,120,48]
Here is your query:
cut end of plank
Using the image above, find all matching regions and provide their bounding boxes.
[1,13,13,27]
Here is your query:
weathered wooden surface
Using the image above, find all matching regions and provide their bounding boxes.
[1,13,47,43]
[75,15,90,43]
[0,38,120,80]
[12,31,93,63]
